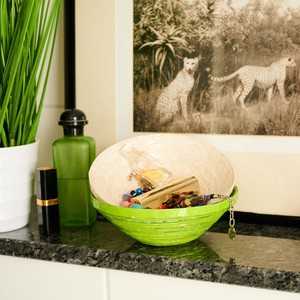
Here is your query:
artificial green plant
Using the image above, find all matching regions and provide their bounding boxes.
[0,0,61,147]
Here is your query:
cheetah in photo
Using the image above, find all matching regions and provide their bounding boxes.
[155,57,199,123]
[210,57,296,108]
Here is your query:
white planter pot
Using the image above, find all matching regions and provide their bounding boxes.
[0,141,39,232]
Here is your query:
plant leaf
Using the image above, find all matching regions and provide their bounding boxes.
[0,0,62,147]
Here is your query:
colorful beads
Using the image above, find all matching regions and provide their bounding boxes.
[130,190,137,197]
[120,187,146,208]
[121,187,223,210]
[129,204,144,209]
[136,187,143,195]
[158,192,221,209]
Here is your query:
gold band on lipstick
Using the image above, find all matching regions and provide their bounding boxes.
[36,198,58,207]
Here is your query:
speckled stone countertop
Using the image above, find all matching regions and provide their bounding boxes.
[0,203,299,294]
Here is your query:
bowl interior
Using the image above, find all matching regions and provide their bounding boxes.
[89,134,234,207]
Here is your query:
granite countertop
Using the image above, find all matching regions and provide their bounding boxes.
[0,202,299,294]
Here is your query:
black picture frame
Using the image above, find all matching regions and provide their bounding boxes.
[64,0,76,109]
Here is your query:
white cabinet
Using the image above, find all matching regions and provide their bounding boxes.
[0,255,108,300]
[108,269,300,300]
[0,255,299,300]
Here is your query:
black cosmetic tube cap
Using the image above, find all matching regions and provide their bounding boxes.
[36,167,58,200]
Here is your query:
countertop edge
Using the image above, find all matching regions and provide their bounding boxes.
[0,238,299,294]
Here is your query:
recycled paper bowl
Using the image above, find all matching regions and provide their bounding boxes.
[92,187,238,246]
[89,134,237,246]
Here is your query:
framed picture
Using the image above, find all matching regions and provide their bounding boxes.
[115,0,300,217]
[132,0,300,137]
[117,0,300,142]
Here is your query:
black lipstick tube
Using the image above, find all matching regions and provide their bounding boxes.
[36,167,60,236]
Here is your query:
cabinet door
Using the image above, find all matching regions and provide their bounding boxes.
[108,269,299,300]
[0,255,108,300]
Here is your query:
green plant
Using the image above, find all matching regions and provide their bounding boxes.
[139,25,187,74]
[0,0,61,147]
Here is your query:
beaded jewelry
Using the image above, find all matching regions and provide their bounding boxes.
[120,188,237,240]
[158,191,222,209]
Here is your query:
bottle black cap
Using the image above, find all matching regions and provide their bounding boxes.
[58,109,88,136]
[58,108,88,126]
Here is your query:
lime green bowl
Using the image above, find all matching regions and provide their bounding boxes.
[92,186,238,246]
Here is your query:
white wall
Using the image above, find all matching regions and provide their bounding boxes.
[76,0,116,154]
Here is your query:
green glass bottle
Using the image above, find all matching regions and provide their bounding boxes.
[52,109,96,228]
